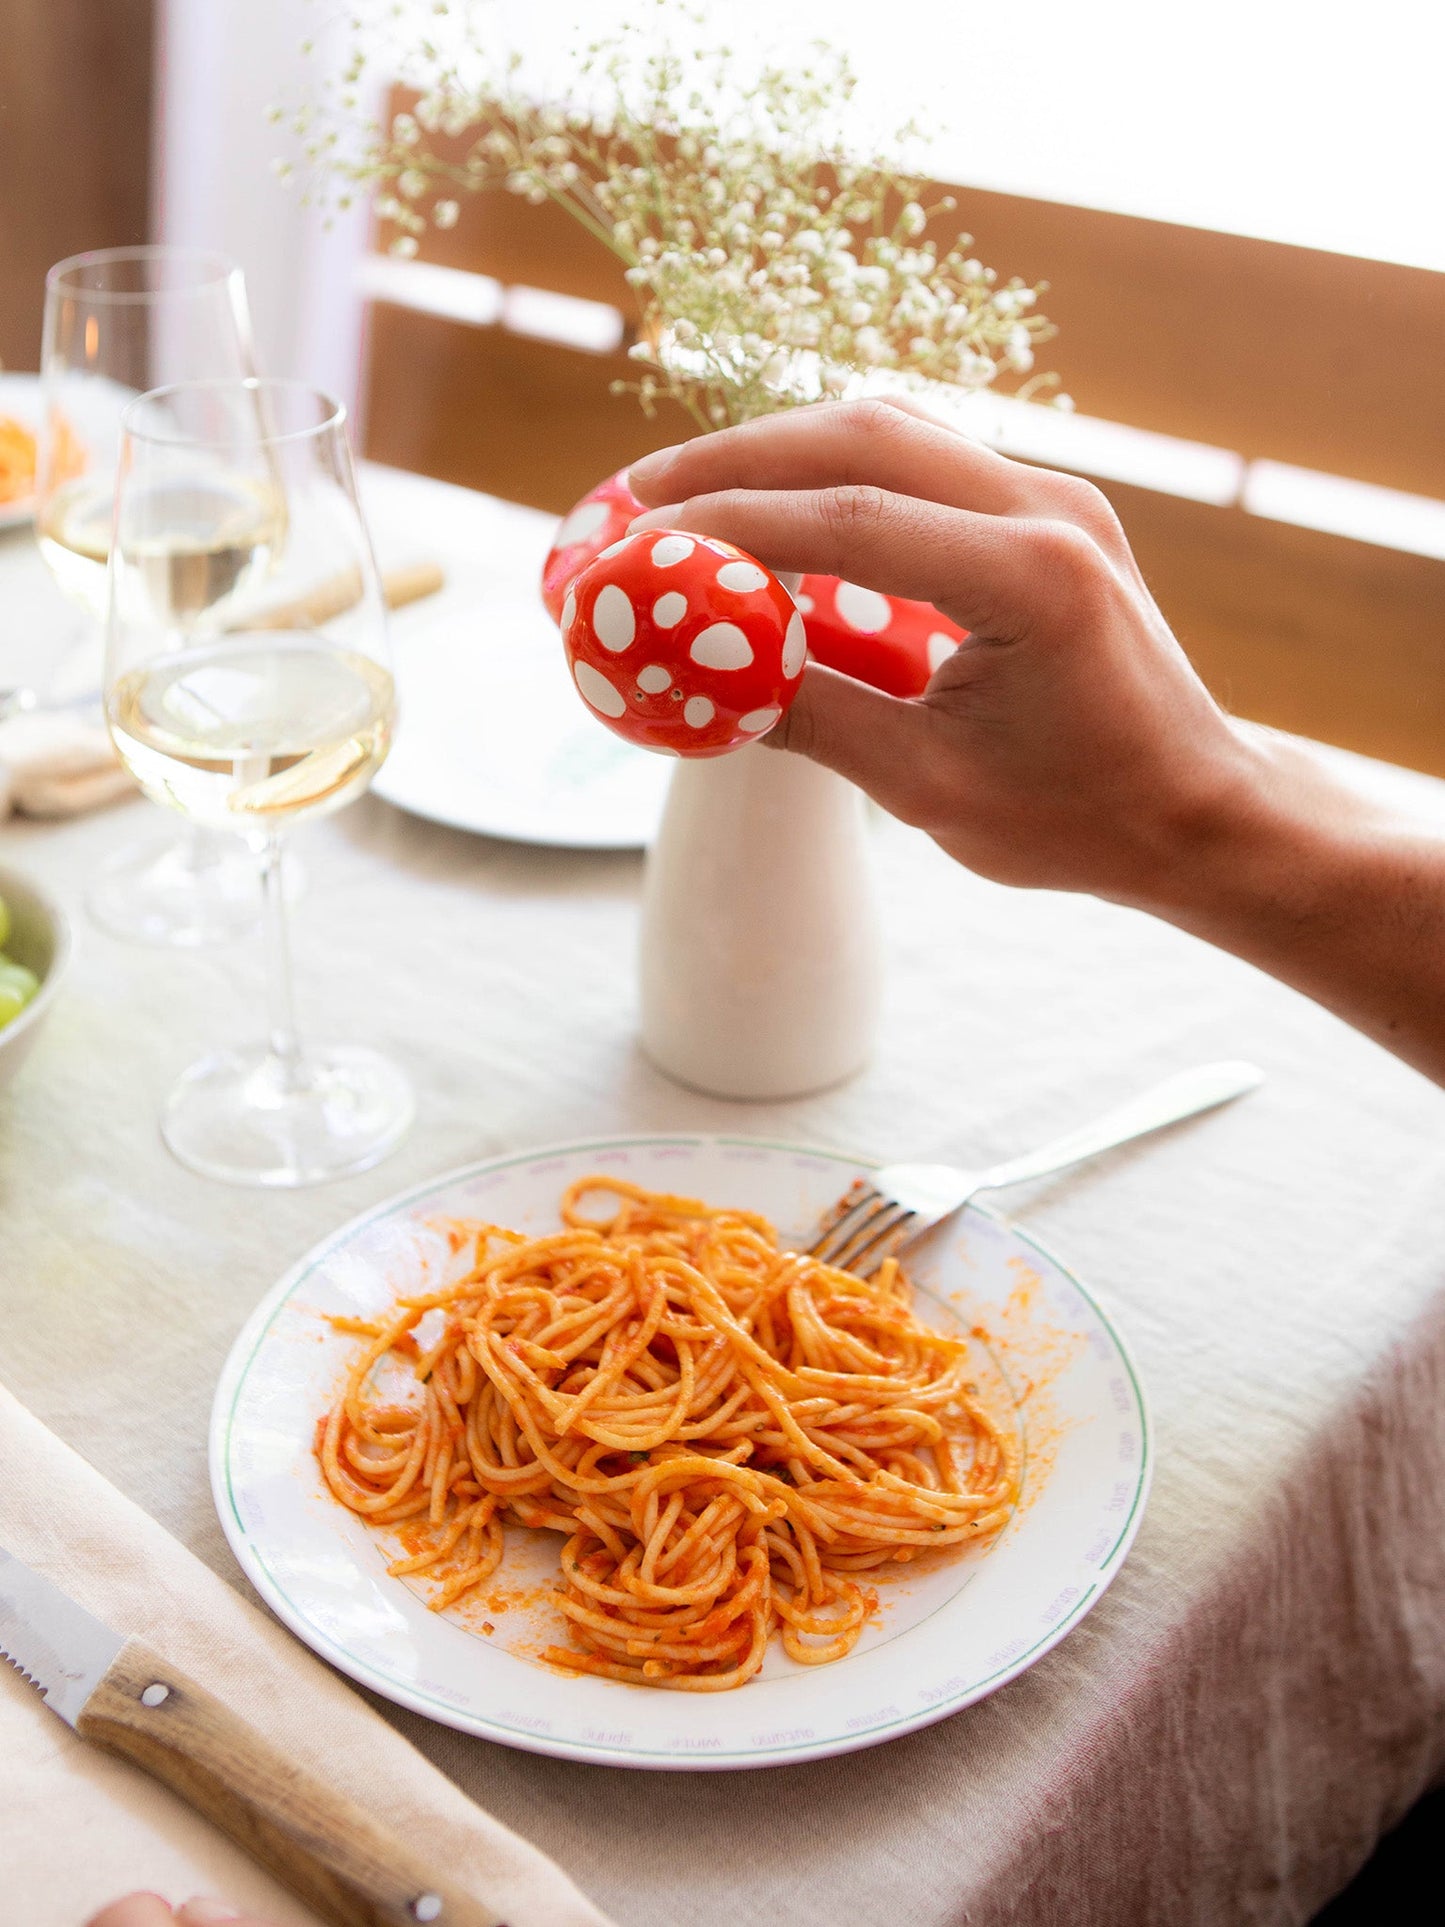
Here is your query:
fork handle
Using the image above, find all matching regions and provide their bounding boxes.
[975,1060,1263,1198]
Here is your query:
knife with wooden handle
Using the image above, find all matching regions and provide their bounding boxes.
[0,1543,506,1927]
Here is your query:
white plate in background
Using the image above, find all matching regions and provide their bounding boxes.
[363,469,668,850]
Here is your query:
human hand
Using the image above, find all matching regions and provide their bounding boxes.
[627,398,1260,911]
[86,1895,284,1927]
[630,396,1445,1085]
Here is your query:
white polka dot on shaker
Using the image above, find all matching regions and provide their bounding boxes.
[690,623,754,671]
[834,581,892,633]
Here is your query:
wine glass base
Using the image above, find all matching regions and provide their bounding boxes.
[86,830,299,947]
[162,1043,415,1187]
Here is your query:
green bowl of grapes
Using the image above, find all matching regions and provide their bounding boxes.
[0,862,71,1089]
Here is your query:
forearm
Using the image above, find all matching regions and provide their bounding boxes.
[1134,727,1445,1084]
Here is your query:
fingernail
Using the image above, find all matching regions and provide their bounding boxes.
[180,1901,241,1923]
[626,446,678,487]
[627,504,683,532]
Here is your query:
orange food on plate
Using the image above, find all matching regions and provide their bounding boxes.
[318,1177,1019,1691]
[0,409,86,507]
[0,416,38,505]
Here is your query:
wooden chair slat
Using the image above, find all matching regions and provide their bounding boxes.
[936,186,1445,500]
[362,301,696,513]
[1104,480,1445,772]
[385,191,632,311]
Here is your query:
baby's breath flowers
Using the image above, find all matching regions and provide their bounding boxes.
[295,2,1064,432]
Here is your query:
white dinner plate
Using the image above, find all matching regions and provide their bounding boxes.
[369,489,669,850]
[212,1135,1150,1771]
[0,373,41,531]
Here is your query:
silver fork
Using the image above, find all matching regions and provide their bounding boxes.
[806,1059,1264,1276]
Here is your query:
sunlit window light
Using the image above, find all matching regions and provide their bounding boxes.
[358,254,505,327]
[947,392,1245,506]
[358,254,626,355]
[500,285,626,354]
[1241,462,1445,563]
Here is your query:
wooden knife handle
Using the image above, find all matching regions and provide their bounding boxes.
[77,1638,506,1927]
[244,562,446,633]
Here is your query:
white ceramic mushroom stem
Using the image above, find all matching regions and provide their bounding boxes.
[639,744,883,1100]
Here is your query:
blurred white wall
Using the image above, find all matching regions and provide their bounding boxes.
[153,0,374,406]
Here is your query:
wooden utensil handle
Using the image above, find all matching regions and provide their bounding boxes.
[382,561,447,612]
[77,1638,505,1927]
[245,562,446,632]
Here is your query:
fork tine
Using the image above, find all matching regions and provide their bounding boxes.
[807,1183,886,1264]
[831,1204,916,1279]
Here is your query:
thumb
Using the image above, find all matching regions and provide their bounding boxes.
[765,662,939,824]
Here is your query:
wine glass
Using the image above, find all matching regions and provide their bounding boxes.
[37,245,272,947]
[105,378,414,1186]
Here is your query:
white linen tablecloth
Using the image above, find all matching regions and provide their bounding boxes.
[4,467,1445,1926]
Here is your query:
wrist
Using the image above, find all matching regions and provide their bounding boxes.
[1112,719,1402,974]
[1121,720,1445,1079]
[1110,720,1296,930]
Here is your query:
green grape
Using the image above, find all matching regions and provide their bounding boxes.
[0,895,9,951]
[0,956,40,1030]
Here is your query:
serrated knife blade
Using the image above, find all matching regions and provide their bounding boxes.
[0,1540,124,1726]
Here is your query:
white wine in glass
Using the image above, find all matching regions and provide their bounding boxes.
[38,245,273,946]
[106,379,413,1187]
[114,473,282,624]
[34,473,115,613]
[109,635,394,825]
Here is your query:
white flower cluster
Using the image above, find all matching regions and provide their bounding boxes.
[302,5,1064,431]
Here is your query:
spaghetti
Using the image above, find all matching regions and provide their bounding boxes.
[318,1177,1019,1691]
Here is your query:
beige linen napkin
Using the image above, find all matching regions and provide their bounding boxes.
[0,712,133,820]
[0,1383,614,1927]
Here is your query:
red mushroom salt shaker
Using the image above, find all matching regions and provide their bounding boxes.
[542,468,967,703]
[540,467,642,625]
[560,529,806,757]
[796,576,967,697]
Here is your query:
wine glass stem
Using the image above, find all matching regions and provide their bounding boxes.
[182,819,222,874]
[259,834,303,1080]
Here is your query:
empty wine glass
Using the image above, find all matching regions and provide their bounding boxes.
[38,245,272,947]
[106,378,414,1186]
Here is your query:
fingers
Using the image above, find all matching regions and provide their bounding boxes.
[177,1900,276,1925]
[630,398,1037,520]
[87,1900,175,1927]
[630,398,1136,572]
[629,482,1103,643]
[86,1897,283,1927]
[765,662,954,827]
